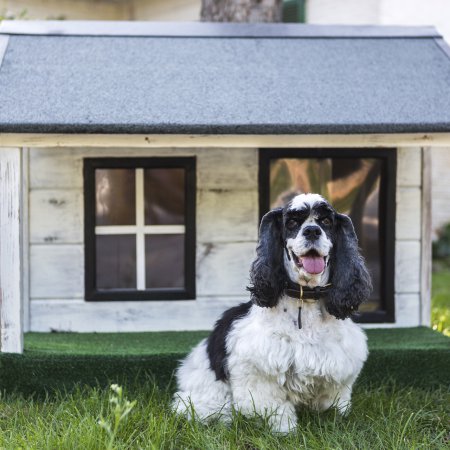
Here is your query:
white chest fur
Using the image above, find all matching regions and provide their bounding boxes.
[226,297,368,405]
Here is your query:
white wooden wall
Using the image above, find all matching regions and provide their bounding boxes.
[25,146,426,332]
[27,147,258,332]
[391,147,424,328]
[431,147,450,237]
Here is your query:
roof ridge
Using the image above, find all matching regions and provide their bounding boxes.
[0,20,441,39]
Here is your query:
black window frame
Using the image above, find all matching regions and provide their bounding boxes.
[259,148,396,323]
[84,157,196,301]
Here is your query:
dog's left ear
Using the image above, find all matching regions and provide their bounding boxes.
[247,207,287,308]
[326,213,372,319]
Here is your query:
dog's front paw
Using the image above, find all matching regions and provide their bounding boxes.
[336,399,351,417]
[268,409,297,434]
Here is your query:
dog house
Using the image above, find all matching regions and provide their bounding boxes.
[1,21,450,353]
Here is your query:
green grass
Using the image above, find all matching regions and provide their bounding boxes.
[0,330,447,448]
[432,271,450,337]
[0,275,447,447]
[0,381,448,449]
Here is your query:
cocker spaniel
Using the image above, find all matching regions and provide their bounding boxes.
[173,193,372,433]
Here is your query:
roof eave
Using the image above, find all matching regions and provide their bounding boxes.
[0,20,441,39]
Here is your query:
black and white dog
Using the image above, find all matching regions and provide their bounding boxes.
[173,193,372,433]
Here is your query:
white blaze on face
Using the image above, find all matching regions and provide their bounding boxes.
[289,193,326,211]
[284,193,333,285]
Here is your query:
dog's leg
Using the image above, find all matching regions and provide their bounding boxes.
[315,382,354,416]
[173,339,232,423]
[334,384,353,416]
[231,376,297,433]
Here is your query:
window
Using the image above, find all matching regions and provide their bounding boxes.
[84,158,196,301]
[259,149,396,323]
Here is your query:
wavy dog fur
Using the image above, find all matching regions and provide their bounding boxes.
[173,193,372,433]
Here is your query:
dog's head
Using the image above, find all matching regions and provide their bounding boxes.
[247,193,372,319]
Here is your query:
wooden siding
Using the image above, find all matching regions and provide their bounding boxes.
[26,145,426,331]
[28,147,258,331]
[431,147,450,236]
[393,147,424,327]
[29,190,83,243]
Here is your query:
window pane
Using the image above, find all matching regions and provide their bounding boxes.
[96,235,136,289]
[95,169,135,225]
[145,234,184,288]
[144,168,185,225]
[269,158,381,312]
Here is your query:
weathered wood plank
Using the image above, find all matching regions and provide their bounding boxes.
[30,245,84,299]
[0,148,23,353]
[395,241,421,293]
[430,146,450,236]
[197,242,256,296]
[197,148,258,190]
[396,187,421,240]
[420,147,432,326]
[30,147,197,188]
[30,148,84,189]
[29,297,243,332]
[395,293,420,327]
[4,133,450,148]
[30,190,83,243]
[397,147,421,186]
[197,189,258,243]
[29,146,258,190]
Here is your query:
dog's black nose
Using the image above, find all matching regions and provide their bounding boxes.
[302,225,322,241]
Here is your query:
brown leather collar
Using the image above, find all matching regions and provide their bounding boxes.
[284,280,332,302]
[284,281,332,329]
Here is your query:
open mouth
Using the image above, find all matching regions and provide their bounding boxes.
[291,249,327,275]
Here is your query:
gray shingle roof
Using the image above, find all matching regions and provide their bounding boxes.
[1,20,450,135]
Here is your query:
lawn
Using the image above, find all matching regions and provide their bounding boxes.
[0,273,448,448]
[0,382,448,449]
[431,271,450,336]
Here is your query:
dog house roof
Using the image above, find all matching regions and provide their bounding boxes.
[1,21,450,135]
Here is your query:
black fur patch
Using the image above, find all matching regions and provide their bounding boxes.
[247,208,287,308]
[206,301,252,381]
[326,213,372,319]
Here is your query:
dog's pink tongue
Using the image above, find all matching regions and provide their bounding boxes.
[300,256,325,274]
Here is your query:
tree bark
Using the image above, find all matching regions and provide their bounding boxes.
[201,0,283,22]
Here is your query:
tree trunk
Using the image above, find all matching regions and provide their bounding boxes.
[201,0,283,22]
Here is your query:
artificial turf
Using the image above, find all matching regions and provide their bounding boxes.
[0,327,448,395]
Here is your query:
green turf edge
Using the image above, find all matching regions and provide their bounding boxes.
[1,327,449,395]
[0,348,448,396]
[23,331,211,355]
[21,327,450,355]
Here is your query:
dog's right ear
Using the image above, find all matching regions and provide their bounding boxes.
[326,213,372,319]
[247,208,286,308]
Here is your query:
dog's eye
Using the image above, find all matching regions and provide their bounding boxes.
[285,219,298,230]
[321,218,332,226]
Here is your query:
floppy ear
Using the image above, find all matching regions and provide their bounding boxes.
[326,213,372,319]
[247,208,287,308]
